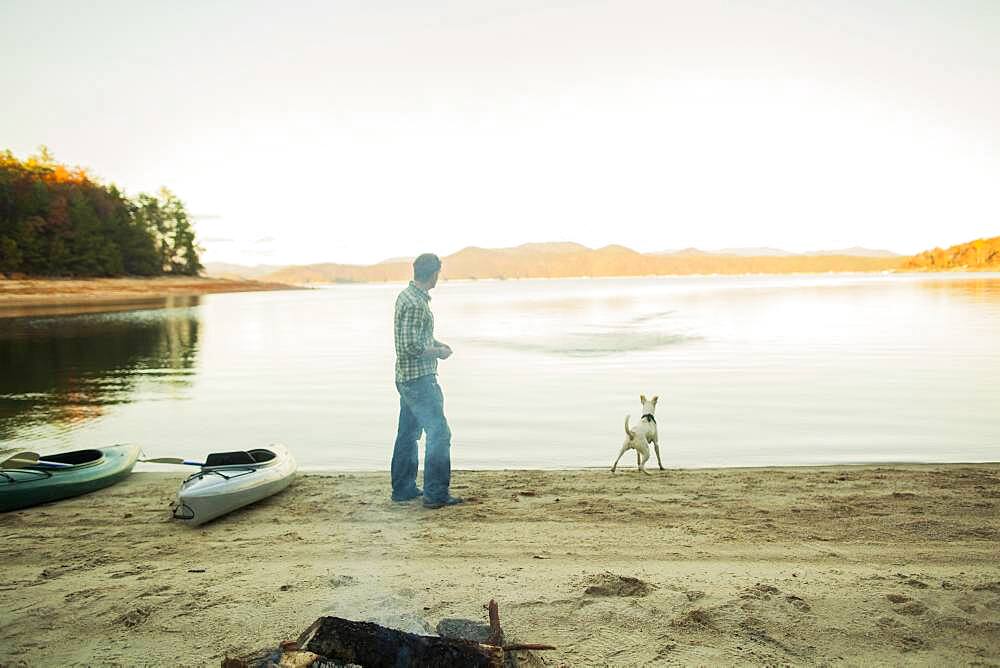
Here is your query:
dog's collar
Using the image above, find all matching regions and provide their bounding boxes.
[641,413,656,424]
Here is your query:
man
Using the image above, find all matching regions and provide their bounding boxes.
[391,253,463,509]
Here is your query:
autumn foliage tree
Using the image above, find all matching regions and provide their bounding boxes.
[0,147,202,277]
[904,236,1000,271]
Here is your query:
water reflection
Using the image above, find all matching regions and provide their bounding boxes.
[1,275,998,468]
[918,277,1000,303]
[0,297,201,441]
[466,330,699,357]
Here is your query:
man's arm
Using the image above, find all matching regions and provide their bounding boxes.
[396,306,429,358]
[397,307,448,359]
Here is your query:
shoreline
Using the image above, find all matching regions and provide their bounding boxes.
[2,464,997,665]
[279,460,1000,472]
[251,268,1000,288]
[0,276,300,317]
[1,269,994,297]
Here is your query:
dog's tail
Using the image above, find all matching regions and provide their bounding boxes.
[624,414,633,438]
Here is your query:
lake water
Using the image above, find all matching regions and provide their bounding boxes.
[2,273,999,470]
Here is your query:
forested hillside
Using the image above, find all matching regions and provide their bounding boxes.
[904,236,1000,271]
[0,148,201,277]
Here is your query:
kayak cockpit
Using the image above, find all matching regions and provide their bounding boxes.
[39,449,104,467]
[203,449,276,467]
[183,449,279,484]
[1,449,106,480]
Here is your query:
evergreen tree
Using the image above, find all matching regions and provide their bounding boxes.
[158,187,203,275]
[0,236,21,273]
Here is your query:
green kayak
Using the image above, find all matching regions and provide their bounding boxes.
[0,445,140,512]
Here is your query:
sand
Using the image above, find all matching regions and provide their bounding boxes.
[0,276,297,317]
[1,465,998,666]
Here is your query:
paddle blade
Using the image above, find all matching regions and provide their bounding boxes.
[0,452,40,469]
[1,453,74,469]
[141,458,204,466]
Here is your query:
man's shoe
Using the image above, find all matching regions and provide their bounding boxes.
[391,487,423,503]
[423,496,464,509]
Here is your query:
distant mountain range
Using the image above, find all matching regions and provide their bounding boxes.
[201,262,285,280]
[655,246,899,258]
[206,242,906,283]
[204,238,997,284]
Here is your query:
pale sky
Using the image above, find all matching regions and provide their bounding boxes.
[2,1,998,265]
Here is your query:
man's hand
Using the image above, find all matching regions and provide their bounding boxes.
[422,344,452,360]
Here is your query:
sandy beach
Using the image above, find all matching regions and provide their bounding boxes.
[0,277,297,317]
[1,465,997,666]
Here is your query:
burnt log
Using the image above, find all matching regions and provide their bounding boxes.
[301,616,504,668]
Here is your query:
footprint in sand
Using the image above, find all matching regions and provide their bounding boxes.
[895,601,928,616]
[114,607,151,628]
[329,575,357,588]
[670,607,714,629]
[784,595,811,612]
[64,588,106,603]
[876,616,903,630]
[582,572,653,597]
[899,636,927,652]
[740,583,780,600]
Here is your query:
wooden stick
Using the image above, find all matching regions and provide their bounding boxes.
[486,599,555,652]
[486,599,504,646]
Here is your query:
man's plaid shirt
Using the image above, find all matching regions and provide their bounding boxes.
[394,281,438,382]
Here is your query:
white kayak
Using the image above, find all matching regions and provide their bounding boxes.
[172,444,296,526]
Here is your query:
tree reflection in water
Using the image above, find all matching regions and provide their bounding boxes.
[0,296,200,440]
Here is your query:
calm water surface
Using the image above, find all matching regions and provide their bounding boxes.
[2,274,999,469]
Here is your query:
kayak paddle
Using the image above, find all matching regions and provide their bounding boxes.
[0,452,74,469]
[141,457,205,467]
[0,452,39,468]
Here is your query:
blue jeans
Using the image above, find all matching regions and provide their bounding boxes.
[391,374,452,504]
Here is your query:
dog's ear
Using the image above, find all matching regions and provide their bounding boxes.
[652,395,658,405]
[640,394,646,404]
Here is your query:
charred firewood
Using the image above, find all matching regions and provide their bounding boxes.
[222,600,555,668]
[301,616,505,667]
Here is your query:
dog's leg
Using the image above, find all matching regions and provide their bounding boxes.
[611,443,630,473]
[653,434,664,471]
[639,448,651,475]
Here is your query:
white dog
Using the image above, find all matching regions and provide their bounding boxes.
[611,395,663,474]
